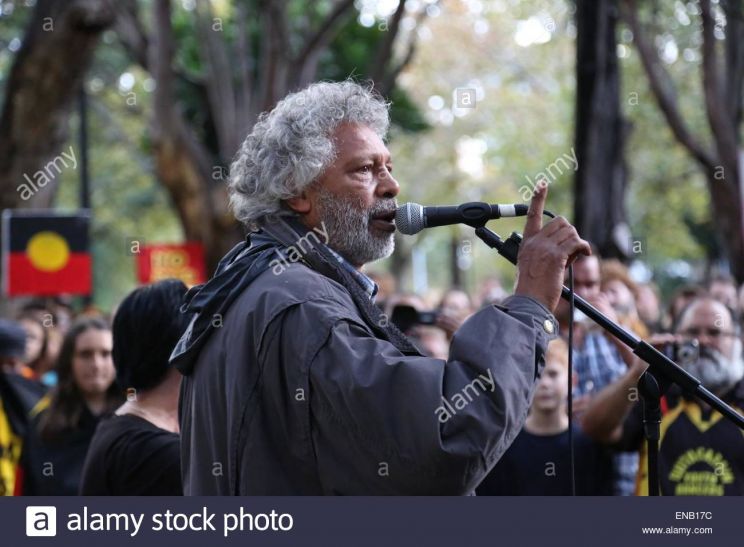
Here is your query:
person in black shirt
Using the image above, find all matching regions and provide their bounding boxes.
[477,339,613,495]
[22,317,121,495]
[583,296,744,495]
[81,413,181,495]
[80,279,189,495]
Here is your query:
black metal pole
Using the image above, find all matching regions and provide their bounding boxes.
[78,87,90,210]
[638,371,663,496]
[78,86,92,306]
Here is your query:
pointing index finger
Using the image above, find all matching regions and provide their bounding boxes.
[523,180,548,238]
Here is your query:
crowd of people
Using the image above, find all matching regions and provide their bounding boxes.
[1,254,742,496]
[368,256,744,496]
[0,281,187,495]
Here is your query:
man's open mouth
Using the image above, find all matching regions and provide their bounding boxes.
[370,211,396,232]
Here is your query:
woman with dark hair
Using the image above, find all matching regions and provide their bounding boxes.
[21,316,120,495]
[16,312,54,385]
[80,279,189,495]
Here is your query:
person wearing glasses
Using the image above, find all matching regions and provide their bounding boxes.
[581,295,744,496]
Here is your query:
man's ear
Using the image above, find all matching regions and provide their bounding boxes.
[285,191,312,214]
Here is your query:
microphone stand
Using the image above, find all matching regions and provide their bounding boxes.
[473,226,744,496]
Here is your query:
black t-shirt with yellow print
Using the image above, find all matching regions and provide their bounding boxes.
[618,381,744,496]
[0,371,47,496]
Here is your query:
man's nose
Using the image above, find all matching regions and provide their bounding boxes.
[376,168,399,199]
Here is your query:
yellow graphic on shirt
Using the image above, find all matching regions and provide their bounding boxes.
[636,400,742,496]
[682,403,724,433]
[0,404,22,496]
[668,447,734,496]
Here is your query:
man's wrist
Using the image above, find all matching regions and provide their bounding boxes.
[501,294,558,338]
[513,288,551,312]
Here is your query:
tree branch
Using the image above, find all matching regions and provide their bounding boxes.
[700,0,738,168]
[379,7,430,95]
[722,0,744,136]
[294,0,355,72]
[368,0,406,85]
[621,0,716,169]
[195,0,239,157]
[150,0,218,244]
[151,0,178,132]
[234,0,255,130]
[114,0,205,89]
[257,0,290,111]
[112,0,149,70]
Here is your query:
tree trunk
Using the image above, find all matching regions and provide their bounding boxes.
[149,0,244,271]
[574,0,629,259]
[0,0,115,211]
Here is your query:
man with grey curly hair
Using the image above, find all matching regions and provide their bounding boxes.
[172,80,591,495]
[228,80,397,266]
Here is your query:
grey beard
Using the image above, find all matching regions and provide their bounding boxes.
[315,189,396,267]
[682,341,744,396]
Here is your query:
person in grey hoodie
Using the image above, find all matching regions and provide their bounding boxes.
[171,80,591,495]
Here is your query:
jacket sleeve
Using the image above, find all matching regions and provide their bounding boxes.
[280,294,557,495]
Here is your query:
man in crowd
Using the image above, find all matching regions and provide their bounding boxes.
[600,260,648,339]
[172,80,590,495]
[667,285,705,330]
[636,282,662,334]
[708,274,738,315]
[554,253,638,495]
[582,296,744,495]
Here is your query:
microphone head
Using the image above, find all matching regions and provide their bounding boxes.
[395,203,425,235]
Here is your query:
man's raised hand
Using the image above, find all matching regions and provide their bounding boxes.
[515,182,592,312]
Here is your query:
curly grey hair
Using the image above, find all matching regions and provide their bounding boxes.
[229,80,391,229]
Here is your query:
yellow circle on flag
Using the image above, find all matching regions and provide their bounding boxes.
[26,231,70,272]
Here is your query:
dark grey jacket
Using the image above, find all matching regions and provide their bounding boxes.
[173,229,557,495]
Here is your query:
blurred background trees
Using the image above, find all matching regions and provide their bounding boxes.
[1,0,742,309]
[623,0,743,281]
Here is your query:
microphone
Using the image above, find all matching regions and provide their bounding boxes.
[395,201,529,235]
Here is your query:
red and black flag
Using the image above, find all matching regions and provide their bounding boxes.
[2,210,91,296]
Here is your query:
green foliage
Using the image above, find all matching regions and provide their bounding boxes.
[0,0,732,310]
[2,0,429,311]
[0,0,32,98]
[307,12,428,132]
[379,0,723,298]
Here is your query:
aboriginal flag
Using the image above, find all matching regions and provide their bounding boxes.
[2,210,91,296]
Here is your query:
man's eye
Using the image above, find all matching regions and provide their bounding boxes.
[356,165,373,173]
